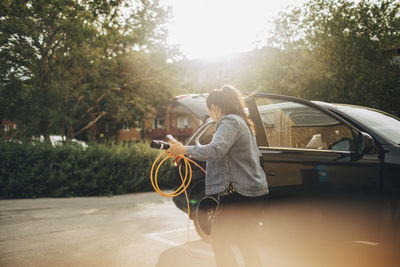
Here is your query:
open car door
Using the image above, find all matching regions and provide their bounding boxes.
[244,93,386,250]
[245,93,380,198]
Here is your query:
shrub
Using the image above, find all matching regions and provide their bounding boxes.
[0,141,175,198]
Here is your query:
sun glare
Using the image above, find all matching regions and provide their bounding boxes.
[162,0,304,59]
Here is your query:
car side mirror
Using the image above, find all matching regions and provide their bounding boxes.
[357,131,374,154]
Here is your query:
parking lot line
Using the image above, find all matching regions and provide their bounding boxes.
[145,228,214,257]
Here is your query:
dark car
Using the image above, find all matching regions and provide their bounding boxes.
[171,93,400,264]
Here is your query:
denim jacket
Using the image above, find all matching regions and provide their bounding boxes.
[186,114,269,197]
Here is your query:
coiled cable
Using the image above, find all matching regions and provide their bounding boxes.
[150,151,206,248]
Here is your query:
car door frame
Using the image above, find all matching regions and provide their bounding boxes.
[244,93,364,145]
[244,93,380,195]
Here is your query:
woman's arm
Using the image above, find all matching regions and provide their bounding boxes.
[169,116,240,161]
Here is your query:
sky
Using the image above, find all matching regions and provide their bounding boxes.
[160,0,306,59]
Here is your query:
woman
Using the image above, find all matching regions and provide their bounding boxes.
[169,85,268,267]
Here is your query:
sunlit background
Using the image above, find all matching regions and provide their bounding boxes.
[161,0,305,59]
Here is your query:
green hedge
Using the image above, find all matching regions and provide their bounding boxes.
[0,141,175,198]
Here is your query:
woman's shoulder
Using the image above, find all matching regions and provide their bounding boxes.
[218,114,246,128]
[222,114,246,124]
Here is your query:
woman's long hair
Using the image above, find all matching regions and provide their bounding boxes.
[206,85,255,134]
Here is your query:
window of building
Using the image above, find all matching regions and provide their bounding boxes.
[122,124,131,131]
[177,116,190,128]
[153,119,165,129]
[135,120,144,131]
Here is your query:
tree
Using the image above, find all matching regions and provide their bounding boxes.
[262,0,400,115]
[0,0,178,142]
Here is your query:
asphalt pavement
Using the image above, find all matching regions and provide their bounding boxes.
[0,192,215,267]
[1,192,399,267]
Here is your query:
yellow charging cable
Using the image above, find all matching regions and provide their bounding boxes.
[150,151,206,248]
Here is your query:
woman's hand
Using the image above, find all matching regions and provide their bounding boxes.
[168,139,186,158]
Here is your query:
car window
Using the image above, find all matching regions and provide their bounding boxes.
[197,123,216,145]
[337,105,400,144]
[255,98,355,151]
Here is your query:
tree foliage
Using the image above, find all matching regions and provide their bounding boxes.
[254,0,400,115]
[0,0,179,142]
